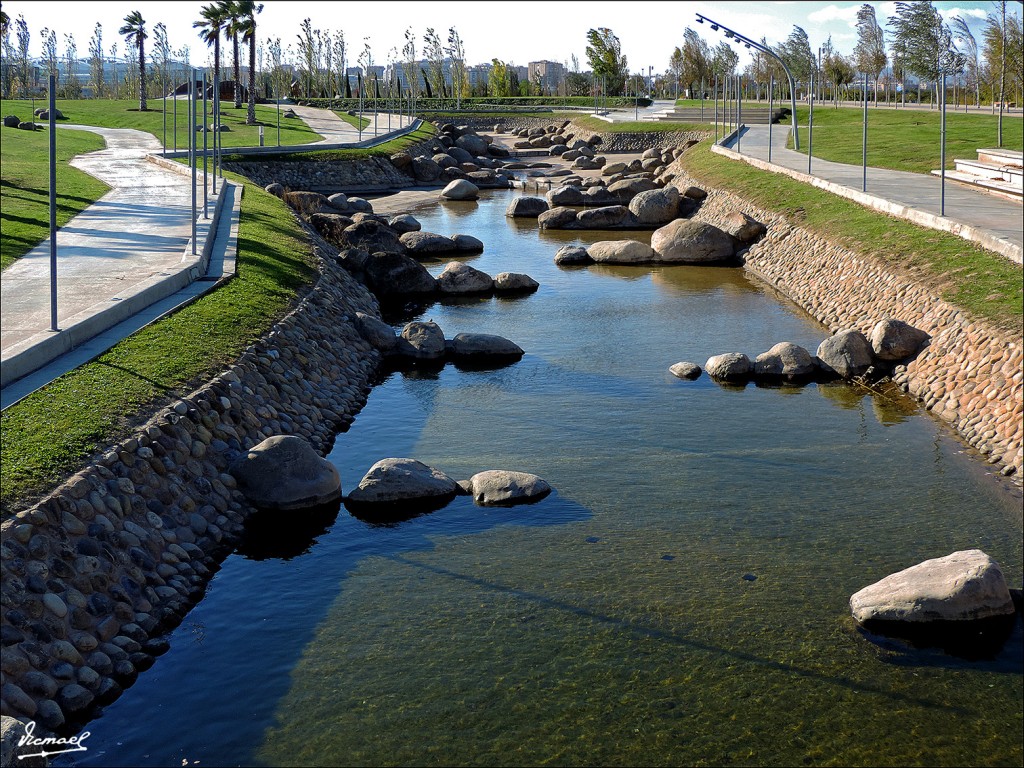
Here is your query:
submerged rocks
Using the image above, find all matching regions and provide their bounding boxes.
[849,549,1015,624]
[347,458,459,506]
[229,435,341,510]
[467,470,551,506]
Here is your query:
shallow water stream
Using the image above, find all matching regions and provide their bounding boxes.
[65,190,1023,767]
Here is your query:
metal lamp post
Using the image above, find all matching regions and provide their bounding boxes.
[697,13,800,150]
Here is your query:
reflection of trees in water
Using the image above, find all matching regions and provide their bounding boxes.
[816,380,918,427]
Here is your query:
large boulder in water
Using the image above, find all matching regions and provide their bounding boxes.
[494,272,539,293]
[547,186,585,207]
[468,470,551,506]
[577,205,631,229]
[816,329,875,378]
[362,252,436,297]
[353,312,398,353]
[753,342,816,379]
[870,319,930,361]
[440,179,480,200]
[628,187,681,226]
[587,240,657,264]
[448,333,524,359]
[388,214,421,234]
[401,231,459,256]
[230,435,341,510]
[607,177,658,204]
[705,353,753,382]
[849,549,1015,624]
[538,207,578,230]
[338,220,404,255]
[398,321,446,359]
[436,261,494,294]
[507,196,549,217]
[651,219,735,263]
[347,458,459,506]
[554,245,592,266]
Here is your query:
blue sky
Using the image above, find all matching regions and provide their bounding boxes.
[2,1,999,72]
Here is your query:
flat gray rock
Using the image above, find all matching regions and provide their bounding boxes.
[849,549,1015,624]
[348,458,459,505]
[587,240,657,264]
[493,272,539,293]
[669,362,702,380]
[469,470,551,506]
[449,333,524,359]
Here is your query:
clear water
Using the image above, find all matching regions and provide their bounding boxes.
[64,190,1022,767]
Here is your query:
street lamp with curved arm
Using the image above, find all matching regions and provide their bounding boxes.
[697,13,800,149]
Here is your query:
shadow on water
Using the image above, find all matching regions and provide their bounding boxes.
[234,500,342,561]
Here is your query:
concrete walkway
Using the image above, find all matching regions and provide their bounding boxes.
[720,123,1023,260]
[0,106,415,406]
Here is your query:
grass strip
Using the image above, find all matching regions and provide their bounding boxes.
[787,105,1023,174]
[221,122,437,163]
[0,98,323,151]
[569,116,709,133]
[1,125,109,270]
[0,173,318,517]
[333,110,371,130]
[680,139,1022,331]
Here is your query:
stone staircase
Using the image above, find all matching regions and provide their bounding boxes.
[932,147,1023,201]
[653,106,789,125]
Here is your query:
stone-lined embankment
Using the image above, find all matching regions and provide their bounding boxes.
[0,222,383,730]
[665,164,1023,479]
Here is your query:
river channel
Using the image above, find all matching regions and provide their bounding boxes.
[64,189,1023,767]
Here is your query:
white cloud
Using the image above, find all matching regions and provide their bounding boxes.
[939,7,987,21]
[807,4,861,26]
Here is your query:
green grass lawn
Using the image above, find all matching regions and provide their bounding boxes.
[223,121,437,162]
[681,139,1022,331]
[334,110,371,130]
[0,98,323,151]
[789,105,1024,173]
[0,125,109,270]
[0,171,318,516]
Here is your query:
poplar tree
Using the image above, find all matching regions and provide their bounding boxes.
[854,4,887,103]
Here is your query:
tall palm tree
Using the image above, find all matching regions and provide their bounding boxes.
[194,2,228,99]
[119,10,148,110]
[231,1,263,124]
[223,0,243,107]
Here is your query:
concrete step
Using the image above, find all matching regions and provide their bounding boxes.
[953,158,1023,188]
[977,147,1023,166]
[930,169,1023,202]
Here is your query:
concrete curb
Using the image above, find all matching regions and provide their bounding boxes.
[0,173,230,389]
[710,141,1023,265]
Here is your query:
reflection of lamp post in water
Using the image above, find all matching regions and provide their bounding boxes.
[697,13,800,150]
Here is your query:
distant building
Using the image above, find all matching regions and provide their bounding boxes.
[528,60,566,94]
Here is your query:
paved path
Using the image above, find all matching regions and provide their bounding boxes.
[722,123,1023,255]
[1,126,204,352]
[286,104,415,144]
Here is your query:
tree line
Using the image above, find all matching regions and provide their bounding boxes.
[666,1,1022,110]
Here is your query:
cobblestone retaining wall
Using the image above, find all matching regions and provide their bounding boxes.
[0,227,382,730]
[667,167,1023,479]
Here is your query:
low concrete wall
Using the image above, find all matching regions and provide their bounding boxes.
[667,165,1023,479]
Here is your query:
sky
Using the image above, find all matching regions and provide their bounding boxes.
[1,1,1000,73]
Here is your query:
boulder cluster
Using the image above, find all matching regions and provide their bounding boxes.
[672,319,931,385]
[265,186,538,304]
[345,457,551,514]
[387,123,514,188]
[351,316,525,367]
[552,206,765,267]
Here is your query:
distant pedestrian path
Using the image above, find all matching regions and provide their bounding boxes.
[285,104,414,144]
[720,124,1022,262]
